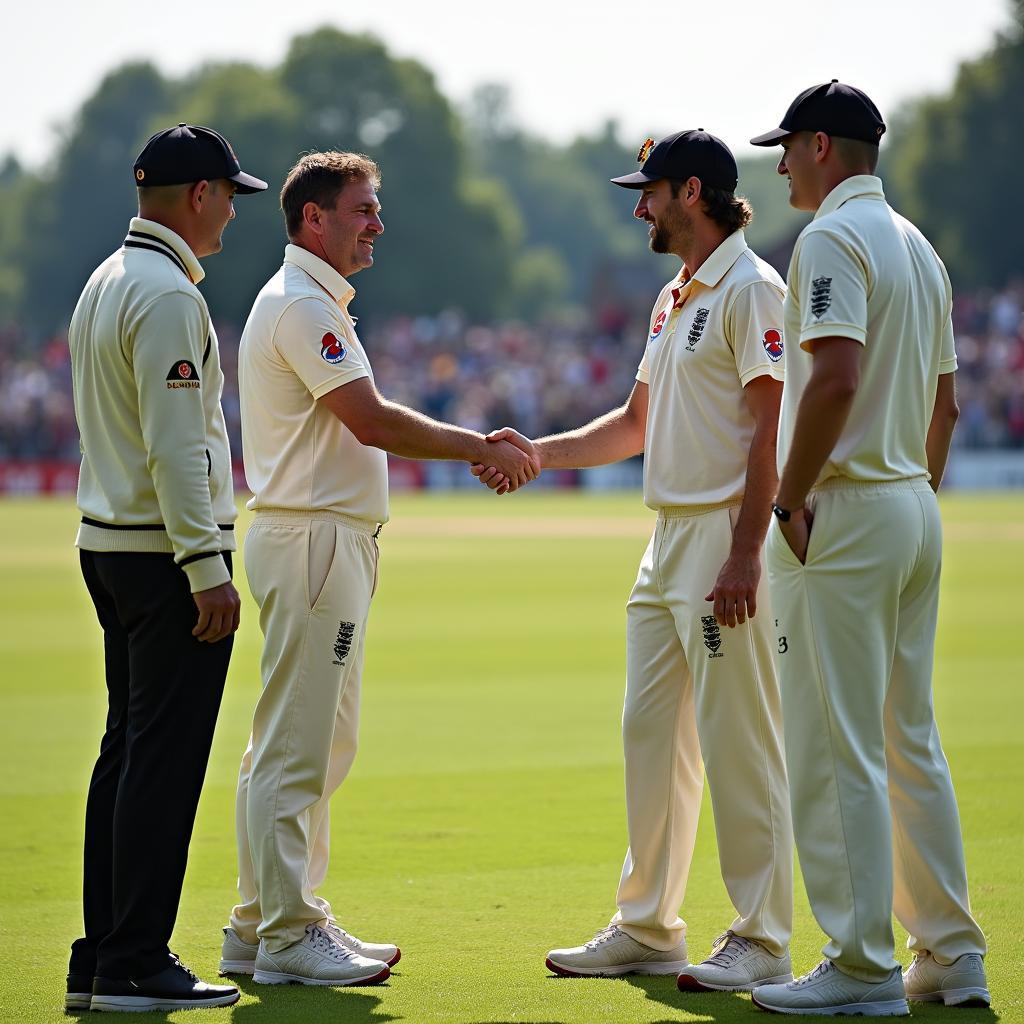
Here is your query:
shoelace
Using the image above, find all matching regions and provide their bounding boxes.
[168,953,199,982]
[704,931,756,967]
[584,926,622,949]
[306,924,357,961]
[793,960,834,987]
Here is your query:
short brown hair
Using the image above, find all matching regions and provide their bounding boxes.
[669,179,753,233]
[280,151,381,238]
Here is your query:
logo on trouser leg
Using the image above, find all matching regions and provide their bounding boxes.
[332,621,356,666]
[701,615,724,658]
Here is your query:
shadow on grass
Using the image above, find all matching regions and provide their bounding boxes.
[539,971,746,1022]
[228,976,401,1023]
[626,974,746,1021]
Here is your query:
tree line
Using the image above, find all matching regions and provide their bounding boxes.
[0,10,1020,340]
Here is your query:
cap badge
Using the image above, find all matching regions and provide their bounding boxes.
[636,138,655,164]
[135,169,145,181]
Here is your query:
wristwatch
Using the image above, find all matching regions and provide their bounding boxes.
[771,504,791,522]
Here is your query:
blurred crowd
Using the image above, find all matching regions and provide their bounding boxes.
[2,282,1024,464]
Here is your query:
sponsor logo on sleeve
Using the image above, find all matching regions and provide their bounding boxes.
[810,276,833,319]
[649,310,667,341]
[762,328,784,362]
[166,360,200,389]
[321,332,347,364]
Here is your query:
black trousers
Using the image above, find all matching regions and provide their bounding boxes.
[69,550,233,980]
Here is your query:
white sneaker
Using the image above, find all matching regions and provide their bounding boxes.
[546,925,689,977]
[326,921,401,967]
[218,927,258,975]
[677,931,793,992]
[904,951,990,1007]
[752,960,909,1016]
[253,924,390,986]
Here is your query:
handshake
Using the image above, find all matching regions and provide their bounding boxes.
[470,427,541,495]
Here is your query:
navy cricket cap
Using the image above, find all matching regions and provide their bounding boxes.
[750,80,886,146]
[611,130,739,192]
[132,123,268,193]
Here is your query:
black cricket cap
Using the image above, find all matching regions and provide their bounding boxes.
[750,80,886,146]
[611,130,739,192]
[132,123,268,193]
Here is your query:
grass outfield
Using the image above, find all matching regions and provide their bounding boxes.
[0,491,1020,1023]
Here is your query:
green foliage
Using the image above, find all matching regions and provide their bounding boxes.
[19,62,176,336]
[884,19,1024,288]
[3,18,1023,333]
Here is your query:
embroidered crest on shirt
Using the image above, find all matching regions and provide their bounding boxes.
[762,328,784,363]
[166,360,200,389]
[685,307,710,352]
[810,276,833,320]
[320,332,347,365]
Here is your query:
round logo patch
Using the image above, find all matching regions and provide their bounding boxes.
[650,310,668,340]
[178,361,192,379]
[320,332,347,364]
[762,328,784,362]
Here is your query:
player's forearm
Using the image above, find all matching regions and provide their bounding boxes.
[732,423,778,556]
[360,400,489,463]
[535,406,645,470]
[775,377,856,509]
[925,374,959,492]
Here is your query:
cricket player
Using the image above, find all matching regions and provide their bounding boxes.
[219,151,538,987]
[746,82,990,1016]
[66,124,267,1012]
[476,131,793,992]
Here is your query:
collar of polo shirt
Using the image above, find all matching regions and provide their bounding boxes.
[814,175,885,222]
[284,244,356,308]
[685,229,749,290]
[128,217,205,284]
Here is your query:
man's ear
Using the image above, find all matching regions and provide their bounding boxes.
[303,201,324,235]
[189,179,211,212]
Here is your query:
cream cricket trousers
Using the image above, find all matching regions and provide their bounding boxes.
[229,511,378,952]
[613,504,793,956]
[767,477,986,981]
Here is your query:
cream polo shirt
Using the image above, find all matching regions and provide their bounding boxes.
[70,217,236,593]
[239,244,389,524]
[779,175,957,485]
[637,230,786,510]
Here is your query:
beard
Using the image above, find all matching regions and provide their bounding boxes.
[648,204,694,255]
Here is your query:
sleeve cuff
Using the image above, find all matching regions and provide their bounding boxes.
[799,323,867,351]
[740,363,785,387]
[183,554,231,593]
[939,358,958,374]
[636,369,650,384]
[310,367,369,400]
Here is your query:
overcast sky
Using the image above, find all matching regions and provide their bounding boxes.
[6,0,1013,167]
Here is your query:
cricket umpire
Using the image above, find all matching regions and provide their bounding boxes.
[747,83,990,1015]
[478,131,794,992]
[220,151,536,987]
[66,124,266,1012]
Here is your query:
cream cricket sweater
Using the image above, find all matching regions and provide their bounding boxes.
[69,218,236,593]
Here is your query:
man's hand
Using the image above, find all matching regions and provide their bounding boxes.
[471,428,542,495]
[778,507,813,565]
[705,552,761,628]
[192,581,241,643]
